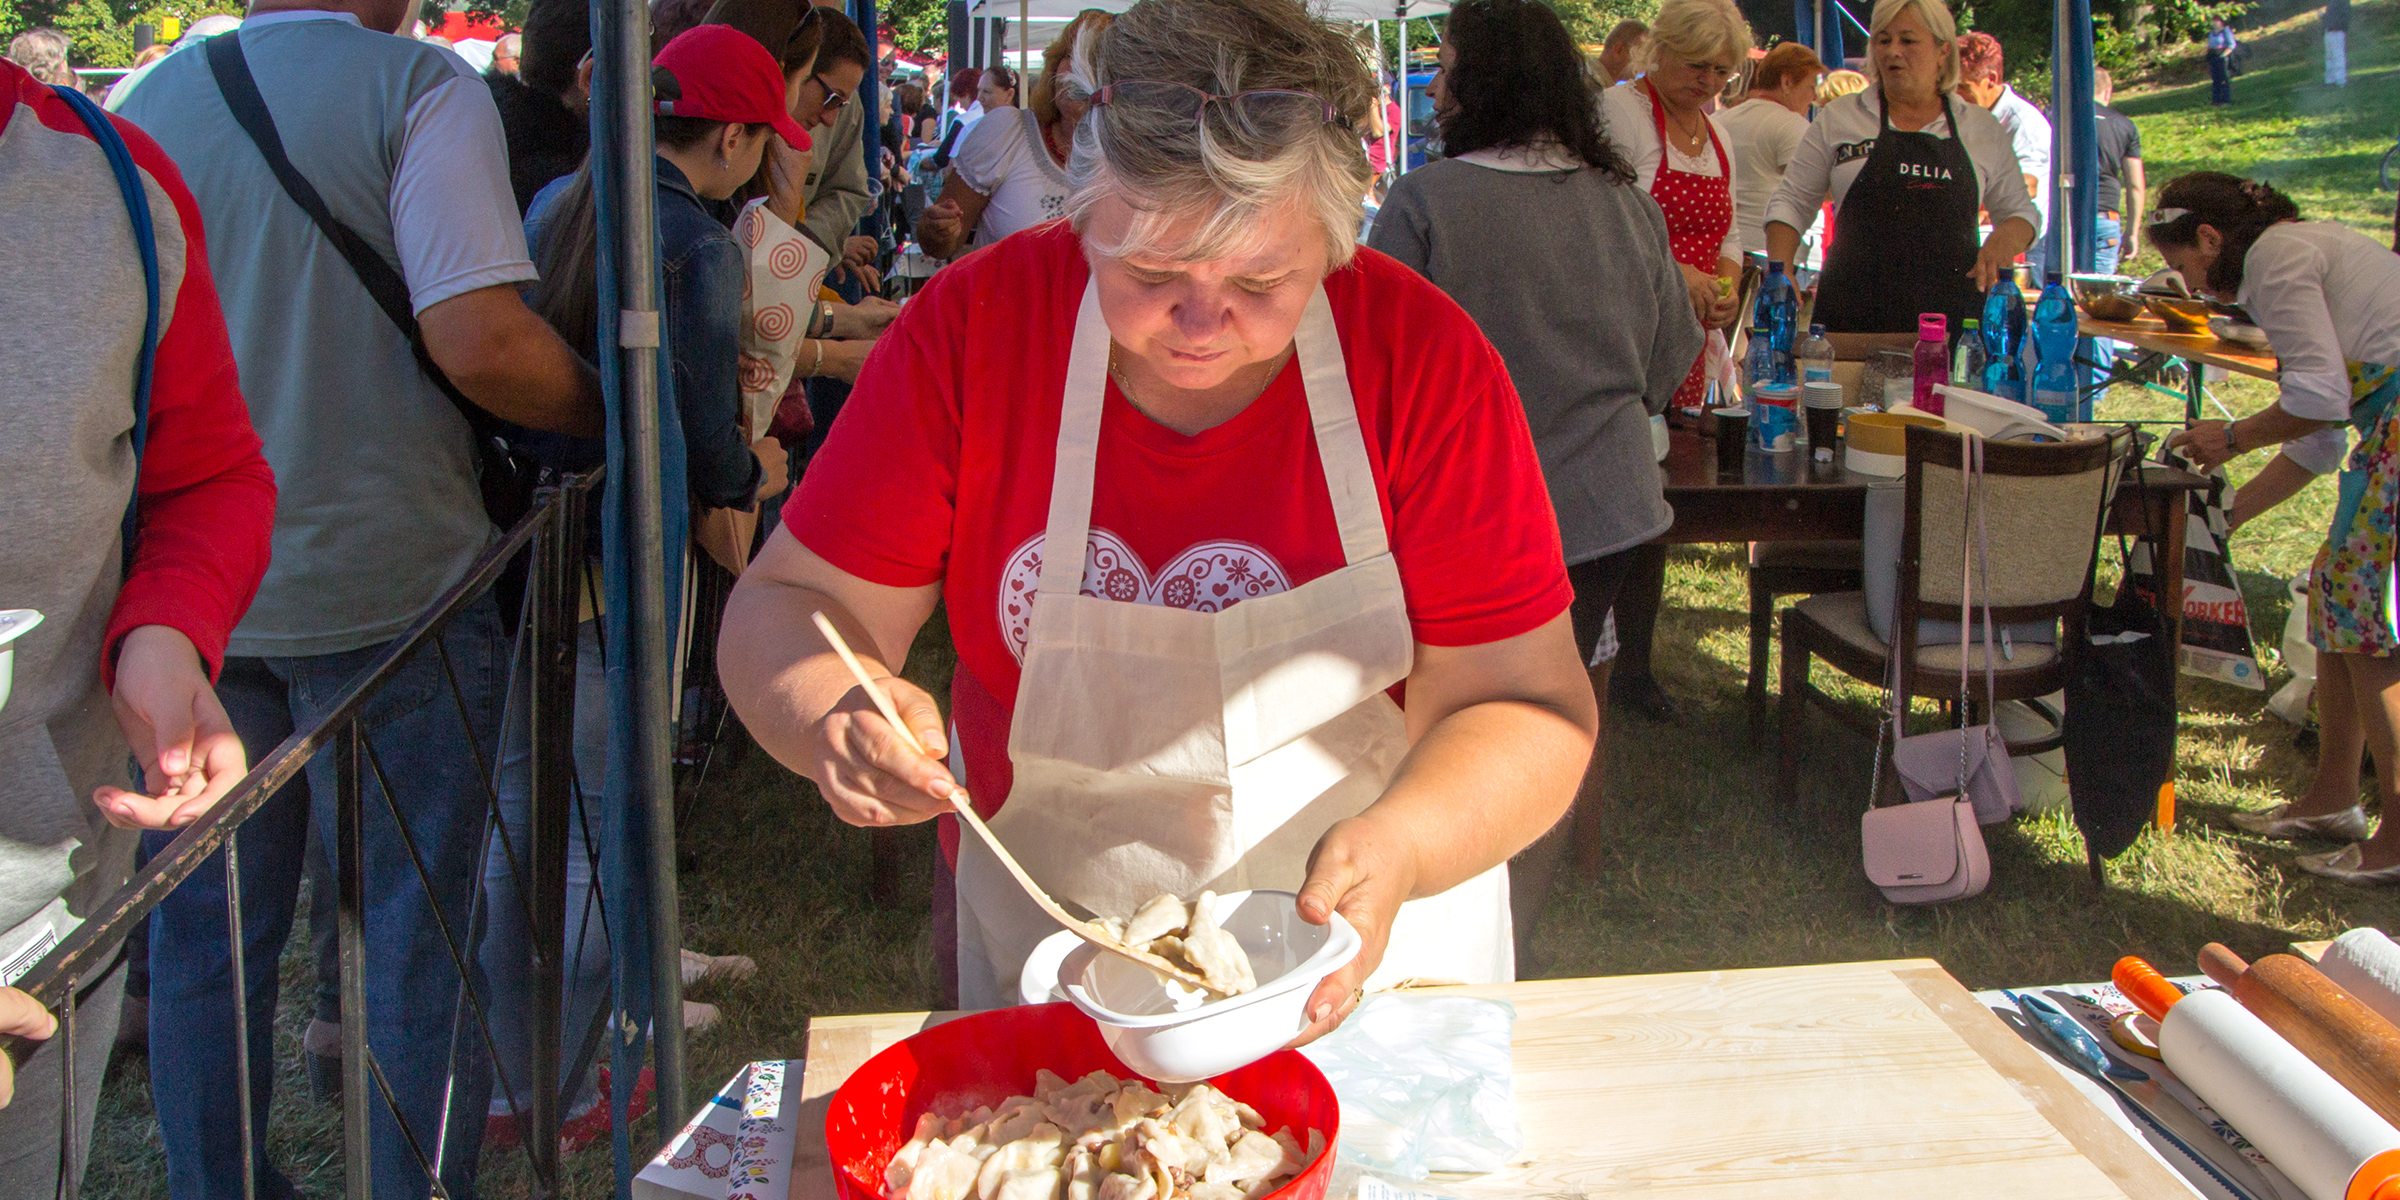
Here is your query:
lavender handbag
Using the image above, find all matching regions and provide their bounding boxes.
[1863,434,2003,904]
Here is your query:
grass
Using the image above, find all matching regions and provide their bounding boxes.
[83,11,2400,1197]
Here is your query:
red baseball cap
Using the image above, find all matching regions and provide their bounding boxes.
[653,25,812,151]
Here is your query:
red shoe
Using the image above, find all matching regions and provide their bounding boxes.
[484,1112,522,1152]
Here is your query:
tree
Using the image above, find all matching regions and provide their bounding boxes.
[880,0,944,52]
[4,0,243,67]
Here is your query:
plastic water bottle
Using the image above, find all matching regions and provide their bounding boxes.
[1913,313,1949,414]
[1755,261,1798,384]
[2031,272,2079,425]
[1797,323,1835,388]
[1952,318,1988,388]
[1980,281,2028,402]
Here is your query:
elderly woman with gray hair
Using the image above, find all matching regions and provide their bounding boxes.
[720,0,1598,1024]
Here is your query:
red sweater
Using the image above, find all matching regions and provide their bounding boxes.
[3,61,276,687]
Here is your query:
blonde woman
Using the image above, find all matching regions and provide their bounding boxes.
[1598,0,1750,410]
[1762,0,2036,335]
[723,0,1596,1020]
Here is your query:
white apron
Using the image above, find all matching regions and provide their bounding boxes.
[954,280,1514,1009]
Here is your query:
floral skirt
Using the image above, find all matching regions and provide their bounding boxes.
[2309,364,2400,655]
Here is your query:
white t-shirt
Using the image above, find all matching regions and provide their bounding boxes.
[1714,98,1811,257]
[1986,84,2052,227]
[1600,82,1742,266]
[953,106,1069,248]
[1763,83,2041,245]
[2237,222,2400,440]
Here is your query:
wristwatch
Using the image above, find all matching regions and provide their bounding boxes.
[2223,422,2242,455]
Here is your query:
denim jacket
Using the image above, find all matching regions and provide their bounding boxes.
[523,157,761,510]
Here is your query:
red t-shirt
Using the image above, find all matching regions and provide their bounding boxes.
[788,221,1570,819]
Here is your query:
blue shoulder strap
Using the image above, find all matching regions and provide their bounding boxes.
[52,83,161,578]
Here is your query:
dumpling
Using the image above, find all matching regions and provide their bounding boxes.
[1122,894,1189,946]
[1182,895,1258,994]
[1208,1130,1289,1189]
[904,1138,982,1200]
[1188,1184,1245,1200]
[1095,1172,1156,1200]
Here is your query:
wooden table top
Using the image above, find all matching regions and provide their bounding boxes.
[787,959,2191,1200]
[2077,313,2281,383]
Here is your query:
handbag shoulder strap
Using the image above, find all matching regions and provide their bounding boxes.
[53,83,158,579]
[202,32,492,440]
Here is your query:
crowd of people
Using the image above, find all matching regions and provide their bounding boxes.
[3,0,2397,1194]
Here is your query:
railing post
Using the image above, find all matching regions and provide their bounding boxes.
[224,829,258,1200]
[335,722,371,1200]
[525,490,578,1192]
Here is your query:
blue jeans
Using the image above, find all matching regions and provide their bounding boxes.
[2093,214,2124,275]
[2208,51,2233,104]
[145,595,508,1200]
[478,616,611,1122]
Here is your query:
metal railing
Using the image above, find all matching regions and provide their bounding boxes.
[12,469,633,1200]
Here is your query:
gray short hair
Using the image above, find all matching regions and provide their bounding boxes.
[1064,0,1375,268]
[7,28,75,87]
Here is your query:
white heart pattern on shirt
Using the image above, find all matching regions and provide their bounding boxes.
[998,528,1292,660]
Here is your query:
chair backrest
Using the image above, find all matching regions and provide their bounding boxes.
[1898,424,2134,629]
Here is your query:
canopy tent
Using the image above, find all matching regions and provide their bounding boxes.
[966,0,1446,19]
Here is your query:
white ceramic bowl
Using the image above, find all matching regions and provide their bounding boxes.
[1056,889,1361,1083]
[0,610,43,715]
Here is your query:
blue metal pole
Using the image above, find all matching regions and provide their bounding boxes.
[854,0,885,249]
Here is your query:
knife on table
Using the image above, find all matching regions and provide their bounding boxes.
[2006,990,2289,1200]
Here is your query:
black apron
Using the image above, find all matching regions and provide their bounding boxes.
[1811,92,1985,335]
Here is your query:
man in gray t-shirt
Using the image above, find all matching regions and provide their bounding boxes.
[120,0,598,1194]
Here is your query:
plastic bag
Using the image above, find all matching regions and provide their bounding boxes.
[2127,455,2265,689]
[2268,574,2316,726]
[1299,994,1519,1179]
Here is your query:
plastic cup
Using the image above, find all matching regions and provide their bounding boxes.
[1805,404,1841,460]
[1712,407,1749,475]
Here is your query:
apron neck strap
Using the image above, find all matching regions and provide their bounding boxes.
[1036,277,1389,599]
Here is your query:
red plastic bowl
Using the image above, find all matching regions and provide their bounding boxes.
[827,1003,1340,1200]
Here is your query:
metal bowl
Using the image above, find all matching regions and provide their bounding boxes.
[2143,293,2215,334]
[2068,274,2144,322]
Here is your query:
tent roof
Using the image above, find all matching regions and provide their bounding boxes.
[967,0,1447,22]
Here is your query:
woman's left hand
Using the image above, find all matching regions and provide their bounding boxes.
[1288,814,1418,1047]
[96,625,248,831]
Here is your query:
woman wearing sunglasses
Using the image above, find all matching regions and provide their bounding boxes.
[917,14,1112,260]
[721,0,1596,1029]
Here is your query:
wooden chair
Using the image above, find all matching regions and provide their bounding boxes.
[1746,540,1864,729]
[1775,425,2135,808]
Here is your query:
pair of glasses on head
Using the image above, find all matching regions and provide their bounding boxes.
[1091,79,1352,136]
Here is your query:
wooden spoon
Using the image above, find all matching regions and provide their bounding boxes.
[808,612,1232,997]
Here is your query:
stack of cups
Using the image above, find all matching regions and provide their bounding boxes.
[1803,382,1845,463]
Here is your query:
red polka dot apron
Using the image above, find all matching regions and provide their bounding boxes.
[1645,81,1734,411]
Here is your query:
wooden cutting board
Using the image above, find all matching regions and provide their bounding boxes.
[787,958,2189,1200]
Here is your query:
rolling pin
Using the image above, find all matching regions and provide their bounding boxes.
[2199,943,2400,1131]
[2117,956,2400,1200]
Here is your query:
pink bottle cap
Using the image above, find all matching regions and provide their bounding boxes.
[1919,313,1947,341]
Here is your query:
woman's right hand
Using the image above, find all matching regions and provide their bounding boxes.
[816,337,875,383]
[811,672,958,827]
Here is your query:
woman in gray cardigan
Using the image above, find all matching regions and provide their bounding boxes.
[1368,0,1702,968]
